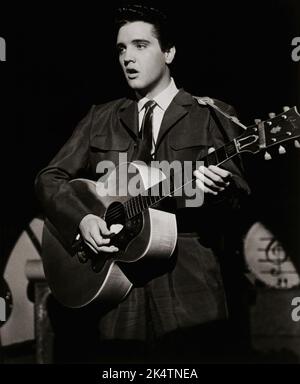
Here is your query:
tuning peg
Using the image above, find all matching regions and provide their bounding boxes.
[278,146,286,155]
[268,112,276,119]
[283,106,290,112]
[295,140,300,149]
[264,152,272,160]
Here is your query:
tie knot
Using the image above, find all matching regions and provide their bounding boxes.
[144,100,156,111]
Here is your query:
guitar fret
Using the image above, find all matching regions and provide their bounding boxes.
[130,199,136,217]
[150,195,156,205]
[137,194,143,213]
[141,195,147,210]
[146,195,152,208]
[132,197,138,216]
[206,151,218,166]
[126,200,131,218]
[140,193,147,210]
[128,200,134,218]
[124,201,131,218]
[123,202,128,218]
[216,146,227,164]
[225,142,237,157]
[203,139,237,167]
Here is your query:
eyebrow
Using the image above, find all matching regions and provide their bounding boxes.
[116,39,151,49]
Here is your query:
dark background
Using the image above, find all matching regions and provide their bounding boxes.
[0,1,299,286]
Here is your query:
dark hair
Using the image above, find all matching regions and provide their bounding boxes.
[114,2,175,51]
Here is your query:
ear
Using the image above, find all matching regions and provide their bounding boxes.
[164,46,176,64]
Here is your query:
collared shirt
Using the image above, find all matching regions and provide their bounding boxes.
[137,78,179,153]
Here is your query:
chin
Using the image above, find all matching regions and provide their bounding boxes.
[127,78,143,89]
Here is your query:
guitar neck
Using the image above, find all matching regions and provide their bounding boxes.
[120,105,300,219]
[123,138,239,219]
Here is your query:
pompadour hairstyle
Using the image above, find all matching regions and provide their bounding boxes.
[115,2,176,51]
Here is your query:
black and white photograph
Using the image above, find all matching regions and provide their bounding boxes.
[0,0,300,370]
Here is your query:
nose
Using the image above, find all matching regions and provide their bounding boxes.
[123,49,136,66]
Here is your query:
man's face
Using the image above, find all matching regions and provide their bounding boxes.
[117,21,173,98]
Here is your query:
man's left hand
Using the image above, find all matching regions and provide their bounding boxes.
[193,164,232,196]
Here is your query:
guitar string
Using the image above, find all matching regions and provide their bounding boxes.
[104,199,138,218]
[105,189,164,221]
[103,190,160,220]
[101,119,297,222]
[104,167,193,221]
[104,141,241,222]
[101,157,210,220]
[105,149,240,224]
[105,133,294,223]
[92,117,296,223]
[105,171,210,222]
[103,143,230,221]
[105,156,214,222]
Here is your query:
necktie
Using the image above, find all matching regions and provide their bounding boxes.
[135,100,156,164]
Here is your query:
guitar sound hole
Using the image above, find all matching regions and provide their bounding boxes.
[105,202,126,227]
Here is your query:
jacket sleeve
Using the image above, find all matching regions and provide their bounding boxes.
[35,105,95,247]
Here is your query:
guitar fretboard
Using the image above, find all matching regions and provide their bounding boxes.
[122,138,238,219]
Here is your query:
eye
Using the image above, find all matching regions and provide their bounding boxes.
[136,43,147,50]
[117,46,126,55]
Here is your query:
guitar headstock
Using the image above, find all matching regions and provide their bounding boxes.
[235,107,300,159]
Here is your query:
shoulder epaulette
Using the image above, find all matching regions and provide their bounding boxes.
[193,96,247,130]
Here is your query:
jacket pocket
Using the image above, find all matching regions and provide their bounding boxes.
[90,134,131,152]
[89,134,132,177]
[170,139,208,151]
[169,135,208,162]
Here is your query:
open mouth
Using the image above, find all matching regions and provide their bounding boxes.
[126,69,139,79]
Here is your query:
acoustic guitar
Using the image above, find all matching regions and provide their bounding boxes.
[42,107,300,308]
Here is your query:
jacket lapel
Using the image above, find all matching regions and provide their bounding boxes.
[118,90,194,144]
[156,89,194,149]
[118,99,139,139]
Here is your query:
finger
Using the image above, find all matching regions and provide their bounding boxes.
[194,169,220,190]
[208,165,232,179]
[196,167,226,190]
[91,229,111,247]
[98,219,111,236]
[198,166,224,184]
[196,179,218,195]
[84,238,99,254]
[87,227,110,247]
[98,245,119,253]
[193,169,205,182]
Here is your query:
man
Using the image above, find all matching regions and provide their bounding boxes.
[35,3,250,363]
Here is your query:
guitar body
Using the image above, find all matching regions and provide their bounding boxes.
[42,162,177,308]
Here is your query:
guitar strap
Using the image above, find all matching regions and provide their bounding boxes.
[193,96,247,130]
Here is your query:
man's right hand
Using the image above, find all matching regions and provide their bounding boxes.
[79,214,119,254]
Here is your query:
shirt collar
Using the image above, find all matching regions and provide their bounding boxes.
[137,78,179,112]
